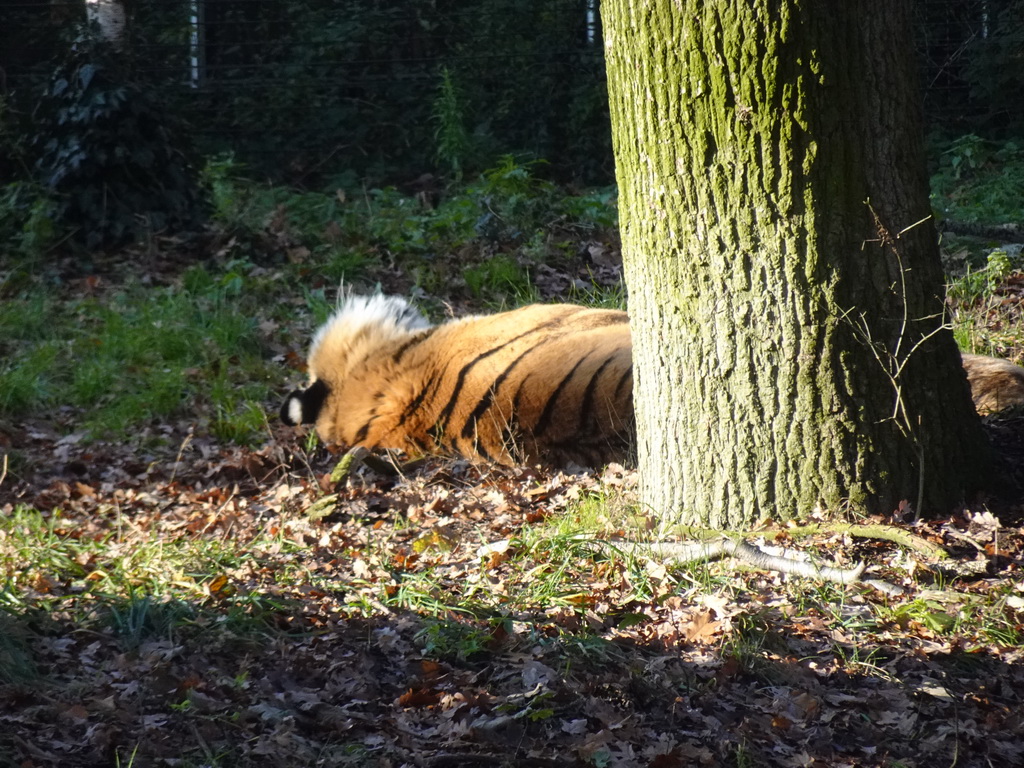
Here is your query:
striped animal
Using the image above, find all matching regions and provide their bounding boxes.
[281,295,633,466]
[961,353,1024,414]
[282,294,1024,466]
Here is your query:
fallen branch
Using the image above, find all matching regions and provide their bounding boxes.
[478,534,906,595]
[939,219,1024,243]
[645,537,908,595]
[646,538,863,583]
[667,521,948,560]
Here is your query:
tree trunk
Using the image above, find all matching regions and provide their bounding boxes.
[602,0,991,527]
[85,0,127,49]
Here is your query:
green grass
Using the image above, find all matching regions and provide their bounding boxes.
[934,137,1024,362]
[196,153,619,300]
[0,266,280,443]
[107,594,198,651]
[947,247,1024,359]
[0,503,322,639]
[463,254,537,303]
[381,488,665,628]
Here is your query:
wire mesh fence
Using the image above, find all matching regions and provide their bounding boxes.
[2,0,610,184]
[2,0,1022,185]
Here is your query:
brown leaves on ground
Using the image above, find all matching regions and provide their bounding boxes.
[2,421,1024,768]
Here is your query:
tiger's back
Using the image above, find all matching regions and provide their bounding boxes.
[282,298,633,466]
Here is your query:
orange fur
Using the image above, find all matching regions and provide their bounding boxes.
[960,353,1024,414]
[283,296,632,466]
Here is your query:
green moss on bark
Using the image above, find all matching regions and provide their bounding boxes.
[603,0,990,527]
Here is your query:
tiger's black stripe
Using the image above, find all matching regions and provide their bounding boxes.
[398,370,443,428]
[467,429,496,463]
[511,374,531,417]
[614,365,632,402]
[435,318,566,438]
[578,352,618,436]
[392,326,438,365]
[459,344,541,440]
[353,416,375,444]
[532,353,592,438]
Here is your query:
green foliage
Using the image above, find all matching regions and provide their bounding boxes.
[34,46,204,249]
[884,599,959,635]
[433,67,473,179]
[98,0,612,184]
[0,266,275,443]
[463,255,534,302]
[201,153,262,230]
[0,94,60,263]
[356,154,613,274]
[469,157,559,242]
[415,618,494,661]
[947,247,1020,305]
[930,136,1024,224]
[108,595,196,651]
[0,182,59,261]
[194,155,616,304]
[559,187,620,230]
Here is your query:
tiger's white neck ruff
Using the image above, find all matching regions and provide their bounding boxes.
[310,294,432,363]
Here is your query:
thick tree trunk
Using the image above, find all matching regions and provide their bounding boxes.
[602,0,990,527]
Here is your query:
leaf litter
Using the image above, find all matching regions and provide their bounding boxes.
[3,418,1024,767]
[2,251,1024,767]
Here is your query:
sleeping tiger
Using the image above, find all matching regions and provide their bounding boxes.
[281,295,634,466]
[281,294,1024,466]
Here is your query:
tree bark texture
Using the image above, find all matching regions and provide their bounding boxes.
[602,0,990,527]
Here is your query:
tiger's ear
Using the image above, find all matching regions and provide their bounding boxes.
[280,379,329,425]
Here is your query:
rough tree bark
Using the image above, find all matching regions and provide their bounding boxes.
[602,0,990,527]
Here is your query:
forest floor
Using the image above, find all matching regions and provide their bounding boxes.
[3,193,1024,767]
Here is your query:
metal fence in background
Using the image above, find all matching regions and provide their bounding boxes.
[2,0,1022,185]
[2,0,611,184]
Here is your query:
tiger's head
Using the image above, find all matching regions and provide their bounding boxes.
[280,294,432,429]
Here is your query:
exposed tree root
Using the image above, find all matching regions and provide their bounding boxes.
[644,520,959,595]
[778,522,949,559]
[341,448,932,596]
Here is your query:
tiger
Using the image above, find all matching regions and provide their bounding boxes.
[280,294,634,466]
[281,294,1024,467]
[960,353,1024,414]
